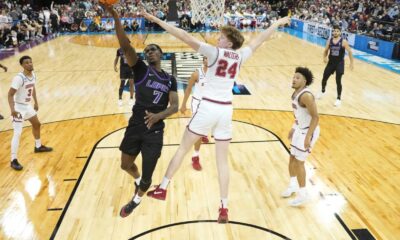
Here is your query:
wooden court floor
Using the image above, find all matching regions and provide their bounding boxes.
[0,31,399,239]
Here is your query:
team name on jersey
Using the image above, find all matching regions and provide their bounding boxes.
[25,83,34,89]
[146,80,171,93]
[223,51,239,60]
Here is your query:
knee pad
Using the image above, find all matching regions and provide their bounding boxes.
[139,178,152,192]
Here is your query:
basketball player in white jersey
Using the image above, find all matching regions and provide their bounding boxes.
[0,62,7,120]
[143,10,290,223]
[180,56,209,171]
[7,56,53,171]
[281,67,320,206]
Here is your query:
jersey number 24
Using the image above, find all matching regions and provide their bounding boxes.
[215,60,238,79]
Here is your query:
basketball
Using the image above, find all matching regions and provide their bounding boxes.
[99,0,119,5]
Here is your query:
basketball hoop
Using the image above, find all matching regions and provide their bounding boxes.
[190,0,225,26]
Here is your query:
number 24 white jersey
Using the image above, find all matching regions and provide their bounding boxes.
[198,43,252,102]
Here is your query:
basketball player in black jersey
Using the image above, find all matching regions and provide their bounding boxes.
[0,62,7,120]
[318,25,354,107]
[114,48,135,106]
[103,4,179,218]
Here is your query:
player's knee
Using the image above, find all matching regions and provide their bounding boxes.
[120,161,132,171]
[139,178,152,192]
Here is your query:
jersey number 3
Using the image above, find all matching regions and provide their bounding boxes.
[215,60,238,79]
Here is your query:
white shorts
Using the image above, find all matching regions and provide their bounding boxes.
[191,97,201,116]
[188,98,233,140]
[13,103,37,122]
[290,126,320,161]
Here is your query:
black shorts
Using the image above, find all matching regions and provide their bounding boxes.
[324,61,345,76]
[120,67,134,79]
[119,122,164,160]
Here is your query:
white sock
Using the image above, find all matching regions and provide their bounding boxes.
[133,194,142,204]
[290,176,298,188]
[221,198,228,208]
[192,151,199,157]
[159,177,170,190]
[35,139,41,148]
[298,187,307,197]
[135,177,141,186]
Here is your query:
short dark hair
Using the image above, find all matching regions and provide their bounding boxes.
[295,67,314,86]
[332,24,341,30]
[19,56,32,65]
[146,44,163,54]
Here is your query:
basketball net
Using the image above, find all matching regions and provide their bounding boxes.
[190,0,225,26]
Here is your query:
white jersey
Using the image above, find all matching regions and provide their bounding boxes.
[292,88,314,130]
[192,67,207,100]
[11,72,36,105]
[198,43,252,102]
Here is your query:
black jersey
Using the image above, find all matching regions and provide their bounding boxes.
[131,58,177,126]
[328,38,345,64]
[117,48,131,70]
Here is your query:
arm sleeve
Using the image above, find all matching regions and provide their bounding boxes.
[239,46,253,63]
[11,75,23,90]
[198,42,218,65]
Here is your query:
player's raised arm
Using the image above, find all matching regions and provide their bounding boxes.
[102,4,138,67]
[141,10,202,51]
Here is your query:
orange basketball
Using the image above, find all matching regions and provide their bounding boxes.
[99,0,119,6]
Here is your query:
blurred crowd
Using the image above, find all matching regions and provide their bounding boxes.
[0,0,399,49]
[291,0,400,41]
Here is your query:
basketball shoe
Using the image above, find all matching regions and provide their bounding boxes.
[289,192,308,207]
[120,200,140,217]
[218,207,229,223]
[11,159,23,171]
[192,156,202,171]
[281,186,298,198]
[147,185,167,200]
[34,145,53,153]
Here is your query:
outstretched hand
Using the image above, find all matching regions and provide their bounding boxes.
[140,8,155,21]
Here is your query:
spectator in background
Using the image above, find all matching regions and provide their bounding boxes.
[79,20,88,32]
[131,19,139,31]
[388,5,399,20]
[123,20,131,31]
[104,19,114,32]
